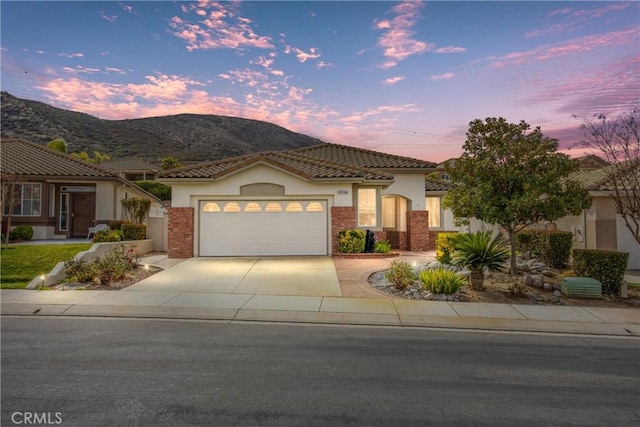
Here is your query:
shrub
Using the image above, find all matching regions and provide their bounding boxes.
[543,231,573,268]
[9,225,33,241]
[109,220,129,230]
[515,230,541,257]
[419,268,465,295]
[64,257,97,283]
[121,223,146,241]
[374,240,392,253]
[64,245,139,286]
[94,245,139,285]
[385,259,417,290]
[338,229,366,253]
[517,230,573,268]
[572,249,629,295]
[121,197,151,224]
[435,232,459,264]
[93,229,122,242]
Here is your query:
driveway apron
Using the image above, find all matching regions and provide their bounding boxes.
[124,257,342,297]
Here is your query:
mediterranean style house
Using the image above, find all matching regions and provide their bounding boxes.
[1,139,166,249]
[157,143,437,257]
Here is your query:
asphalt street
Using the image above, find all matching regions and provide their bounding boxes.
[2,317,639,426]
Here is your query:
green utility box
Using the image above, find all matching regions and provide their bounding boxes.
[561,277,602,298]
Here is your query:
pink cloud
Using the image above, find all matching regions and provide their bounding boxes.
[493,27,638,67]
[383,76,405,85]
[529,56,640,118]
[528,2,634,39]
[284,45,321,63]
[121,4,134,14]
[374,1,429,68]
[434,46,466,54]
[430,72,454,81]
[547,7,573,17]
[170,2,273,51]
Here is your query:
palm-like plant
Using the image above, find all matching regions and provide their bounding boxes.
[452,231,510,290]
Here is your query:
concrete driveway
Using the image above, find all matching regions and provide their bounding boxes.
[125,257,342,297]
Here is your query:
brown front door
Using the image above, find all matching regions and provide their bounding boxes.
[71,193,95,237]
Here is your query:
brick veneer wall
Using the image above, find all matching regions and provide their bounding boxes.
[331,206,356,254]
[406,210,429,251]
[428,230,438,250]
[167,207,194,258]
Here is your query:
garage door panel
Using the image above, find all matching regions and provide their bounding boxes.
[200,200,327,256]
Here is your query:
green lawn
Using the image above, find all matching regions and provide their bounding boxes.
[1,243,92,289]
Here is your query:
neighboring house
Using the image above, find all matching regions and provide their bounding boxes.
[101,158,159,181]
[1,139,166,250]
[553,164,640,269]
[157,143,436,257]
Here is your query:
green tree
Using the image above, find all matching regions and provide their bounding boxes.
[134,180,171,201]
[70,151,111,164]
[161,156,183,170]
[47,138,68,153]
[443,117,591,274]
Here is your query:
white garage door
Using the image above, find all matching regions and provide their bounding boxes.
[199,200,328,256]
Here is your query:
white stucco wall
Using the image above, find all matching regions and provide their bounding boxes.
[95,182,116,221]
[382,173,426,211]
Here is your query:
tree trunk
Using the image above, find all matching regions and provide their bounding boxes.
[508,230,517,275]
[470,269,484,291]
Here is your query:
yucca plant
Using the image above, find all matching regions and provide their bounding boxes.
[451,231,510,290]
[419,268,466,295]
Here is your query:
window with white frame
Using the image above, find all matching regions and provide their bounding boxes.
[425,196,442,228]
[357,188,377,227]
[3,183,42,216]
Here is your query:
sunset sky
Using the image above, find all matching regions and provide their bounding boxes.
[1,1,638,162]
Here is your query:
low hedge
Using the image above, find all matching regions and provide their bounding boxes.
[572,249,629,295]
[517,230,573,268]
[121,223,146,241]
[338,229,366,253]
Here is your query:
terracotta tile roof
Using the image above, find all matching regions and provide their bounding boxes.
[425,179,453,192]
[290,143,436,170]
[157,150,394,182]
[569,160,639,191]
[0,139,115,178]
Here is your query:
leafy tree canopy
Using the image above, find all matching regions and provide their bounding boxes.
[443,117,592,273]
[47,138,68,153]
[161,156,183,170]
[70,151,111,164]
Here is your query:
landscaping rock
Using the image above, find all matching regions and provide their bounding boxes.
[542,270,557,277]
[426,261,442,270]
[456,270,471,279]
[543,283,553,291]
[517,262,530,273]
[531,274,544,288]
[553,290,562,297]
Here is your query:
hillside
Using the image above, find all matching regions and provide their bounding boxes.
[0,92,325,163]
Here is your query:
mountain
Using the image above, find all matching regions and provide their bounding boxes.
[0,92,325,163]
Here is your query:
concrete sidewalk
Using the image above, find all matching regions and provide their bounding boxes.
[2,251,639,337]
[2,287,638,336]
